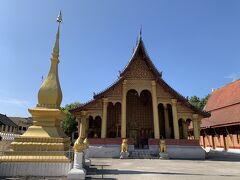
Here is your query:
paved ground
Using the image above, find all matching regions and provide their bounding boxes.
[86,158,240,180]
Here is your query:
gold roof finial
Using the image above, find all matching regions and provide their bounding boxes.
[139,24,142,40]
[57,10,62,23]
[140,25,142,38]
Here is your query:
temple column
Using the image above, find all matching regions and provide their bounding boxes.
[121,80,127,138]
[193,114,200,139]
[171,99,179,139]
[101,98,108,138]
[77,118,80,136]
[79,111,87,138]
[151,81,160,139]
[163,103,171,138]
[182,120,188,139]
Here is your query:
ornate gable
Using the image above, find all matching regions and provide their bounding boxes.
[156,83,173,98]
[105,82,122,96]
[120,38,162,80]
[124,57,155,79]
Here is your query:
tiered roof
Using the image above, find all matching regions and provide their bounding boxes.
[71,36,209,117]
[0,113,17,128]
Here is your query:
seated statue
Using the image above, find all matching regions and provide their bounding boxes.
[121,139,128,153]
[159,139,166,153]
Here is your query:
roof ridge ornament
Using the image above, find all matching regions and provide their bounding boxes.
[139,24,142,40]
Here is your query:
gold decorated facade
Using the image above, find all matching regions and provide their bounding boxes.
[71,35,210,148]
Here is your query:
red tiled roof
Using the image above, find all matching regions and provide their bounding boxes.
[205,79,240,111]
[202,79,240,128]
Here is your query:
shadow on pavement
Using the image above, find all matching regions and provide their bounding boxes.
[85,164,240,179]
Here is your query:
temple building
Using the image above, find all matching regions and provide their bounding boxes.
[70,34,210,153]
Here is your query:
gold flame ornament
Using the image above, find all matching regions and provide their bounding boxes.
[83,138,90,149]
[73,137,85,153]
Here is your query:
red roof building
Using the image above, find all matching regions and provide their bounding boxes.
[201,79,240,135]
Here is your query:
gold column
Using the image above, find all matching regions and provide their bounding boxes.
[163,103,170,138]
[101,98,108,138]
[79,111,87,138]
[171,99,179,139]
[151,81,160,139]
[182,120,188,139]
[77,118,80,135]
[193,114,200,139]
[121,80,127,138]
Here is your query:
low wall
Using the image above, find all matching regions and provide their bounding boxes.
[0,162,72,177]
[87,138,205,159]
[149,139,205,159]
[87,138,134,158]
[87,144,134,158]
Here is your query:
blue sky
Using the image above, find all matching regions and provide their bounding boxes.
[0,0,240,117]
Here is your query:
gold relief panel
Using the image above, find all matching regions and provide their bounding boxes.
[156,83,172,98]
[177,113,193,121]
[126,80,152,95]
[87,110,102,119]
[105,83,122,96]
[176,103,194,113]
[85,99,102,110]
[107,98,121,105]
[124,58,155,79]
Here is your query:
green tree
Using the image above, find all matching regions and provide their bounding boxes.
[189,94,210,110]
[61,102,81,137]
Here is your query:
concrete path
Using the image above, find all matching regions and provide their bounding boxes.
[86,158,240,180]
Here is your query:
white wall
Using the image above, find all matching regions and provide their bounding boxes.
[0,162,72,177]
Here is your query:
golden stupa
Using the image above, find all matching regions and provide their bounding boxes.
[1,11,70,162]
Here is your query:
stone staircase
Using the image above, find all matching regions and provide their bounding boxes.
[130,149,155,159]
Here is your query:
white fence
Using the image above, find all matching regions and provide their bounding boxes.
[0,132,20,141]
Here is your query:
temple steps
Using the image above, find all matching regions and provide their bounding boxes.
[130,149,157,159]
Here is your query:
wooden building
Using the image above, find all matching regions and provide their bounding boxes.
[200,79,240,150]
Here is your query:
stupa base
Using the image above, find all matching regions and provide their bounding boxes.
[0,151,71,163]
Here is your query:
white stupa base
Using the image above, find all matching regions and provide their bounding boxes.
[67,168,86,180]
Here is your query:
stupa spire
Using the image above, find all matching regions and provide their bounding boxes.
[37,11,63,109]
[52,11,62,57]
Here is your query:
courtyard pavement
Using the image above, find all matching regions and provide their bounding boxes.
[86,158,240,180]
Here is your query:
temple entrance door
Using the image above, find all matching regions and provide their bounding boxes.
[129,128,139,147]
[126,89,154,149]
